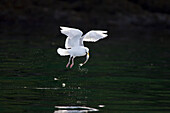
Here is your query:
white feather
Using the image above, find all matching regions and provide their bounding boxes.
[60,26,108,48]
[83,30,108,42]
[57,48,69,56]
[60,26,83,48]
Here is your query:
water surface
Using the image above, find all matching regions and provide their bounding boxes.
[0,30,170,113]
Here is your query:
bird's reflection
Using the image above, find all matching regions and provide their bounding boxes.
[54,110,91,113]
[54,106,98,113]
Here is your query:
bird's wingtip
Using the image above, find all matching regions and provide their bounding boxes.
[60,26,66,29]
[101,30,108,34]
[101,34,108,38]
[60,26,73,31]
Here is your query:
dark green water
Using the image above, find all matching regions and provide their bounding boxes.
[0,30,170,113]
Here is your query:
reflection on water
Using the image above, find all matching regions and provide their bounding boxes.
[54,110,95,113]
[54,106,99,113]
[54,110,89,113]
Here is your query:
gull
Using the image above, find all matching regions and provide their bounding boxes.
[57,26,108,68]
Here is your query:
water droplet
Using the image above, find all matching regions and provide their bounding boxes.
[62,83,66,87]
[98,105,105,108]
[77,101,81,103]
[54,78,59,80]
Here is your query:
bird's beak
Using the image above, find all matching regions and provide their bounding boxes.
[87,52,89,57]
[86,52,89,60]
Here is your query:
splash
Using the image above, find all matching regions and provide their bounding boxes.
[78,66,88,74]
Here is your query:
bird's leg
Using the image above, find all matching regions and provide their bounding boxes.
[70,56,75,68]
[79,52,89,67]
[66,56,72,68]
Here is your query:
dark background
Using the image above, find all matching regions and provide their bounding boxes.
[0,0,170,38]
[0,1,170,112]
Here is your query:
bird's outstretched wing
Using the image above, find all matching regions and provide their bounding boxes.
[60,26,83,48]
[82,30,108,42]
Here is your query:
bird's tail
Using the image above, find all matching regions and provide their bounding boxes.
[57,48,69,56]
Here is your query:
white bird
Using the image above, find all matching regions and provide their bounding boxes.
[57,26,108,68]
